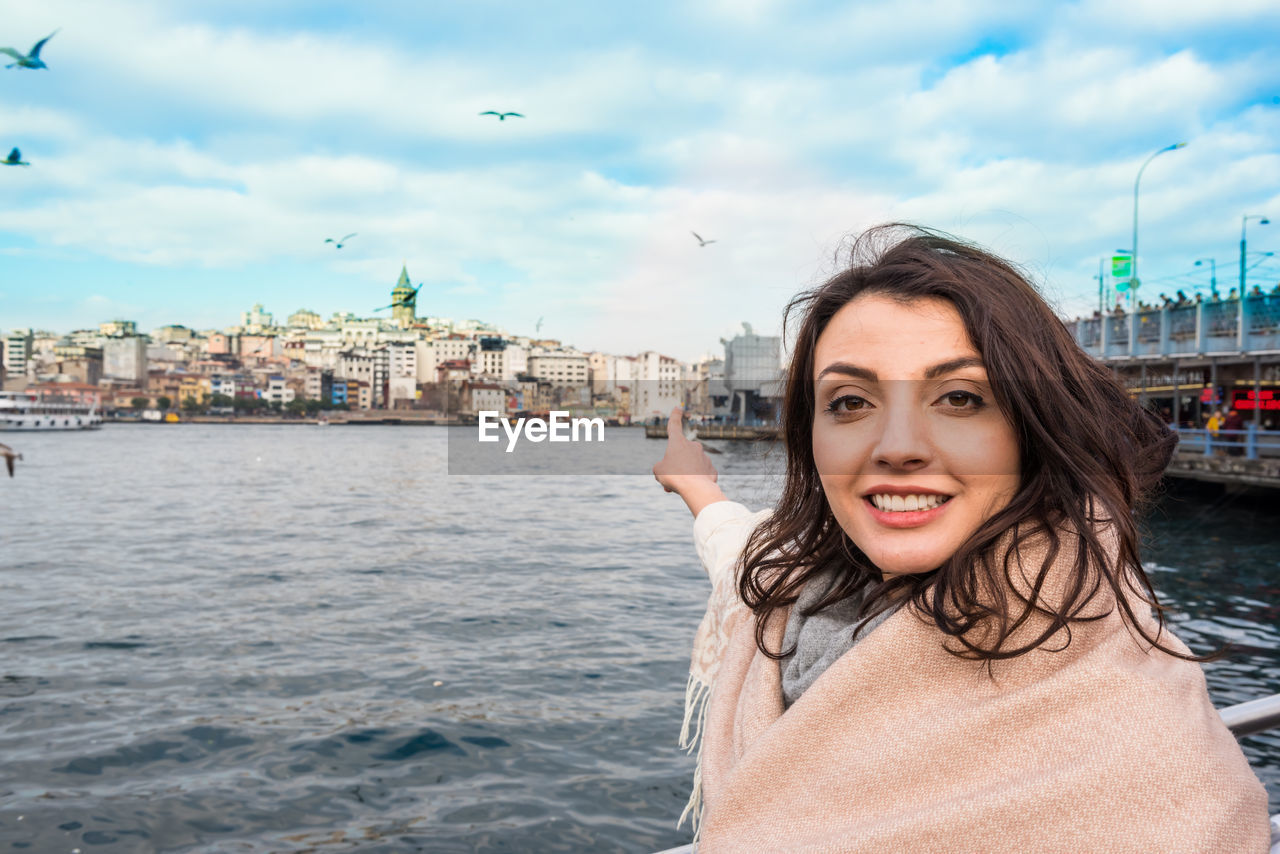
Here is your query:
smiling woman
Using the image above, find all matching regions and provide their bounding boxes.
[810,295,1021,580]
[651,225,1271,852]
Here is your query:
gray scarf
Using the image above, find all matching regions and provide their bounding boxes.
[780,571,899,708]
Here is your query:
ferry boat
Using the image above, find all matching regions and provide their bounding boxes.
[0,389,103,431]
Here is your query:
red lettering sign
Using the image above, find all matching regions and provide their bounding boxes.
[1232,389,1280,410]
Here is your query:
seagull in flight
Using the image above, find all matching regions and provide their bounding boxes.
[0,442,21,477]
[691,231,716,247]
[535,316,544,334]
[1,30,58,69]
[374,283,425,312]
[479,111,524,121]
[324,233,357,249]
[3,148,30,167]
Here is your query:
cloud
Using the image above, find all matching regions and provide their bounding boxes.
[1,0,1278,359]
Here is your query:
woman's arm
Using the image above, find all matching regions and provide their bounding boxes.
[652,407,727,517]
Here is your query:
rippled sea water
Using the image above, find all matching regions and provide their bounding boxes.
[0,426,1275,853]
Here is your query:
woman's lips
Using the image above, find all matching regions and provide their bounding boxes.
[863,495,951,528]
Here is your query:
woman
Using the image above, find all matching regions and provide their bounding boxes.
[654,227,1269,852]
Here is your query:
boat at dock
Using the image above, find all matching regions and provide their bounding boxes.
[0,389,102,431]
[643,422,778,440]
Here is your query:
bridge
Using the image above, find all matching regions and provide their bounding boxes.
[1064,293,1280,361]
[1064,294,1280,491]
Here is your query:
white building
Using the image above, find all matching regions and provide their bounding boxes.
[65,328,105,348]
[462,382,506,414]
[153,325,195,344]
[300,329,345,370]
[99,320,138,337]
[631,351,684,421]
[264,375,295,405]
[527,348,590,388]
[722,322,783,424]
[388,341,416,378]
[336,318,381,349]
[4,329,33,377]
[588,352,637,390]
[433,336,477,364]
[241,303,274,332]
[103,337,147,382]
[287,308,324,330]
[387,342,418,408]
[389,376,418,407]
[414,339,438,383]
[470,338,528,381]
[371,346,390,408]
[337,350,376,387]
[211,374,255,401]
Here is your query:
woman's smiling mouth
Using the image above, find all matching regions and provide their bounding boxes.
[867,493,951,512]
[863,491,953,528]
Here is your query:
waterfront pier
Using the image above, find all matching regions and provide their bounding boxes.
[1065,294,1280,490]
[1063,295,1280,427]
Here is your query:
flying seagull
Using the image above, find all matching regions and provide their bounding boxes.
[324,233,357,249]
[1,30,58,69]
[374,283,424,312]
[479,111,524,121]
[535,316,544,334]
[691,231,716,247]
[0,442,21,477]
[3,148,29,167]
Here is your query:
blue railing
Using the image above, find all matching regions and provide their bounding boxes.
[1174,425,1280,459]
[1066,294,1280,358]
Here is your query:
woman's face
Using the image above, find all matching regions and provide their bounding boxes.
[812,294,1020,577]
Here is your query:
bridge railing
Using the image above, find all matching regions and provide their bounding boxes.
[1174,425,1280,459]
[1067,293,1280,358]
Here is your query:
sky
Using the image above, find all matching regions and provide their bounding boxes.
[1,0,1278,362]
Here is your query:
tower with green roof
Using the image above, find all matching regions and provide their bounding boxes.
[391,264,417,327]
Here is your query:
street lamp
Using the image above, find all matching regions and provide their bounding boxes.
[1194,257,1216,296]
[1241,214,1270,293]
[1131,142,1187,310]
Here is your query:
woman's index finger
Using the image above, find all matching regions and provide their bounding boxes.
[667,407,686,441]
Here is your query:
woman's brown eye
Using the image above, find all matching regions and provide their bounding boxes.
[826,395,866,413]
[943,391,982,408]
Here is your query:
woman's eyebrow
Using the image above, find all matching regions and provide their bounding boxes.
[816,357,984,382]
[924,356,984,379]
[816,362,877,382]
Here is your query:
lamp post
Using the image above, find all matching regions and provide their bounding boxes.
[1194,257,1216,297]
[1131,142,1187,310]
[1097,257,1104,314]
[1240,214,1270,293]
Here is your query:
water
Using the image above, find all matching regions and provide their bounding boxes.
[0,426,1275,852]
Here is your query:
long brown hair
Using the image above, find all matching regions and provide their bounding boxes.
[739,225,1197,664]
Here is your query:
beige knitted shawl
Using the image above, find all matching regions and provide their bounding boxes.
[682,502,1270,852]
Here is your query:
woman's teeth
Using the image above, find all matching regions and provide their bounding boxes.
[869,494,950,512]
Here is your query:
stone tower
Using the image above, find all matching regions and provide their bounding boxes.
[391,264,417,327]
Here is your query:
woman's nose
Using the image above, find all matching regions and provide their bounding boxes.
[871,399,932,472]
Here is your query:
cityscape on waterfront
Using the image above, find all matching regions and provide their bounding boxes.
[1,263,784,424]
[5,256,1280,431]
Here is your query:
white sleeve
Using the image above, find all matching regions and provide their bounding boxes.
[692,500,772,593]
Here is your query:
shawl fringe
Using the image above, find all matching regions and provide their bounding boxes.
[677,670,712,839]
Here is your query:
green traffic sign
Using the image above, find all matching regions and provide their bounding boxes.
[1111,255,1131,278]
